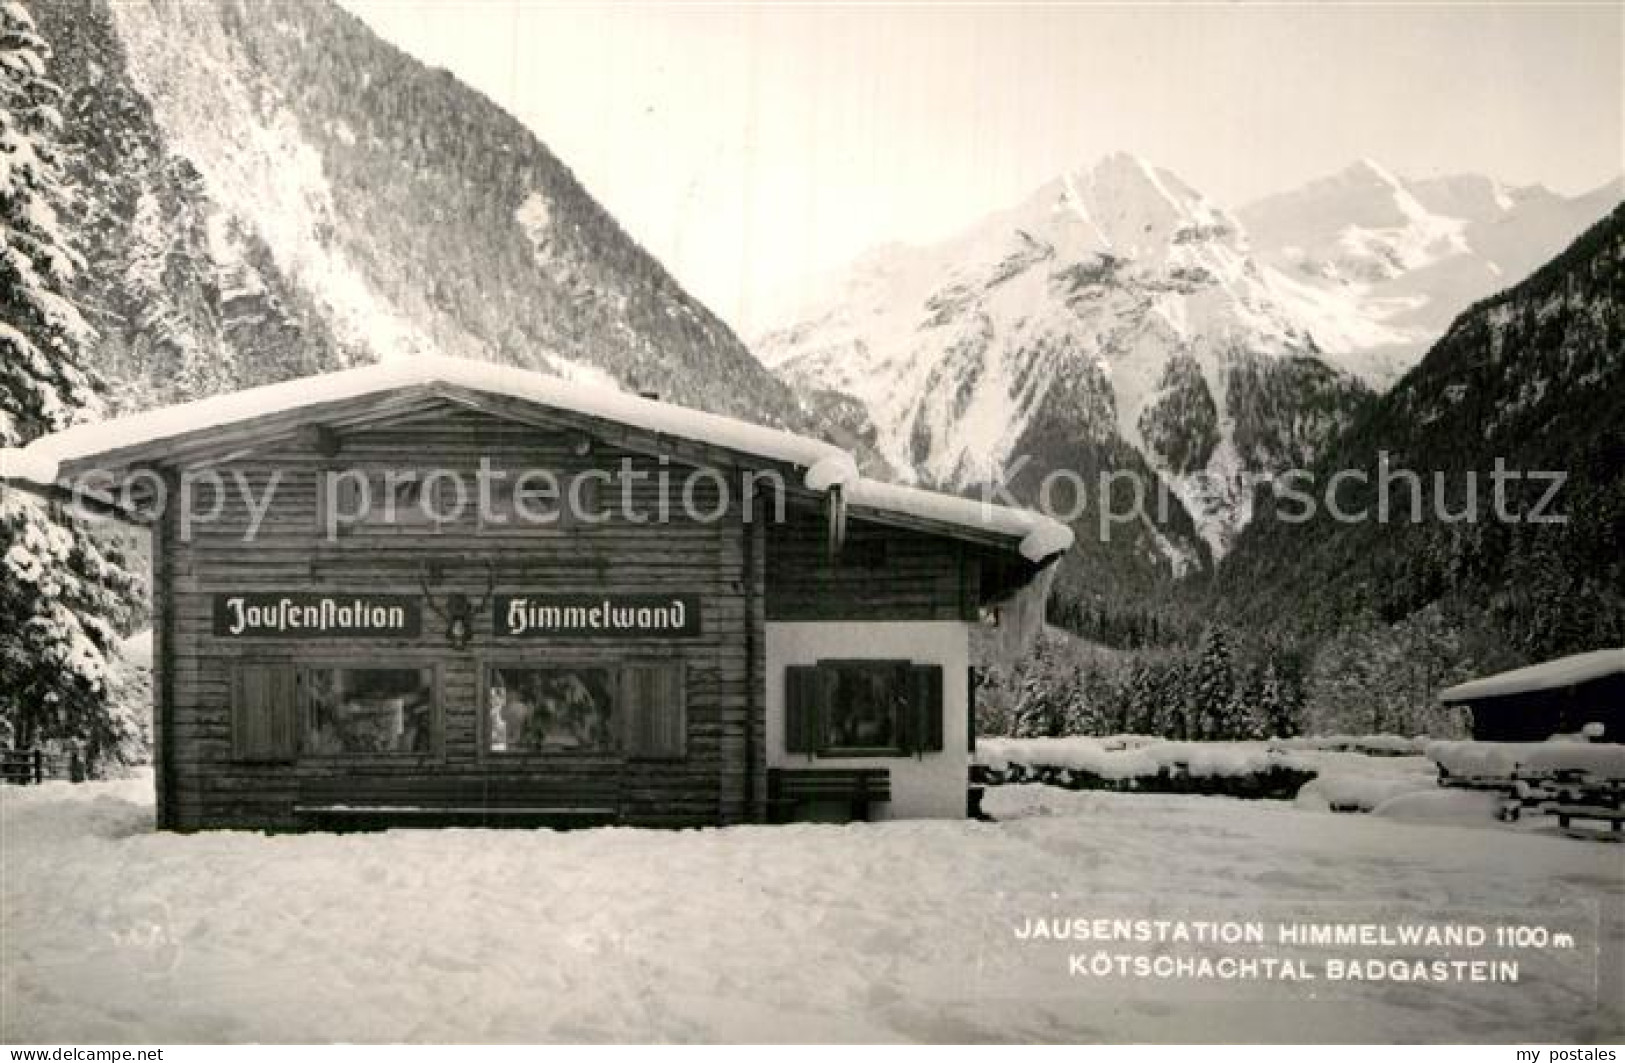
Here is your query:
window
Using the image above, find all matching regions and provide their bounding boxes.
[231,662,438,759]
[485,662,684,758]
[303,666,435,755]
[488,665,618,754]
[825,662,905,750]
[785,660,944,758]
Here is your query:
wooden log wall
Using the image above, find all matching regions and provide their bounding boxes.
[157,405,770,830]
[764,500,982,623]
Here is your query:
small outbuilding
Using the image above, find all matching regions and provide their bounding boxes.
[1439,648,1625,743]
[1,357,1070,830]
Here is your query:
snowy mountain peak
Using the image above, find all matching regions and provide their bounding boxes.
[756,153,1373,568]
[1240,161,1621,376]
[1241,158,1472,285]
[1347,156,1405,188]
[1406,172,1524,220]
[1046,152,1240,263]
[755,153,1619,572]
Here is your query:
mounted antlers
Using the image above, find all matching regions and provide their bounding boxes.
[418,560,496,649]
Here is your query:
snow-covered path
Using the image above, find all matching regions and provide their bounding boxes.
[2,774,1620,1043]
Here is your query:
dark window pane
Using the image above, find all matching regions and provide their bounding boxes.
[489,667,619,753]
[822,664,905,751]
[304,667,434,754]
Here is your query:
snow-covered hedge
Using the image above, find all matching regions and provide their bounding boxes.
[1426,740,1625,782]
[978,737,1310,778]
[1273,734,1430,757]
[973,737,1318,800]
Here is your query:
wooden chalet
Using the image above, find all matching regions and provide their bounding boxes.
[1,357,1069,831]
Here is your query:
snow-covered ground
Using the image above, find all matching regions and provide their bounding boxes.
[3,773,1620,1043]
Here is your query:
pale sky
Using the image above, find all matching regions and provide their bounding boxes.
[337,2,1623,332]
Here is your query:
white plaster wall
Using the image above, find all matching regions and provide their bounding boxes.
[765,621,970,819]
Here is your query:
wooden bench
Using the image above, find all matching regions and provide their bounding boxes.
[1438,765,1624,825]
[767,767,891,824]
[1553,804,1625,839]
[294,776,620,831]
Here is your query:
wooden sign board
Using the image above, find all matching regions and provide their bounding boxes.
[213,594,421,637]
[495,594,702,638]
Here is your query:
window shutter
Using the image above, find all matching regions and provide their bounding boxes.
[622,667,650,753]
[232,663,297,762]
[785,666,824,756]
[893,662,915,754]
[623,664,685,759]
[909,664,945,754]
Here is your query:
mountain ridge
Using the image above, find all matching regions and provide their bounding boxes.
[1206,201,1625,663]
[756,152,1382,566]
[755,152,1619,566]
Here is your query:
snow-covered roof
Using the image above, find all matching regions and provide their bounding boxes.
[0,355,1073,563]
[1438,648,1625,704]
[845,478,1075,561]
[5,356,844,482]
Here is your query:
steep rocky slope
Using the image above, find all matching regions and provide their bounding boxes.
[757,154,1376,565]
[1240,159,1624,381]
[37,0,840,444]
[1212,203,1625,661]
[756,154,1617,565]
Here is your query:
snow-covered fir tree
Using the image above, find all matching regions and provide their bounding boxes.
[1125,660,1183,739]
[0,0,142,772]
[1256,661,1288,739]
[0,0,97,446]
[1012,635,1063,738]
[972,663,1015,738]
[1189,627,1236,739]
[1306,622,1410,735]
[1057,666,1088,736]
[1119,663,1152,735]
[1061,663,1111,736]
[1161,660,1194,739]
[1226,666,1273,741]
